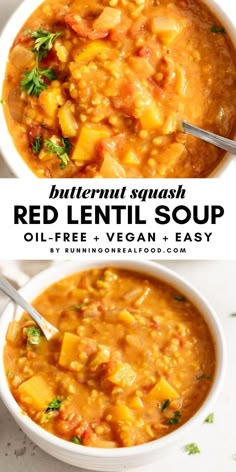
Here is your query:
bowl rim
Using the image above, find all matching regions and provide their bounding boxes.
[0,260,226,458]
[0,0,236,178]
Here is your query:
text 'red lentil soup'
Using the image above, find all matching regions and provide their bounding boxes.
[2,0,236,178]
[4,267,215,448]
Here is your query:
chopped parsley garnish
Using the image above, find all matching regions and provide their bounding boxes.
[45,397,63,412]
[204,413,214,423]
[21,58,56,96]
[173,295,186,302]
[196,374,211,381]
[45,137,72,169]
[160,399,170,412]
[70,436,83,445]
[20,28,60,96]
[184,443,200,455]
[26,326,41,345]
[211,25,225,34]
[24,28,31,35]
[230,313,236,317]
[71,304,84,311]
[31,28,61,60]
[167,410,181,425]
[32,136,42,155]
[0,98,5,105]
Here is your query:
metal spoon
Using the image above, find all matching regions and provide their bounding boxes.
[0,273,58,340]
[182,121,236,154]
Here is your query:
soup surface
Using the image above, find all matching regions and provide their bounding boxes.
[2,0,236,178]
[4,267,215,447]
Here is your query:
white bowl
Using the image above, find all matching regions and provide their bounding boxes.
[0,260,226,471]
[0,0,236,178]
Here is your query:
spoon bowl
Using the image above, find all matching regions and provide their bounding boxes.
[182,121,236,155]
[0,273,58,340]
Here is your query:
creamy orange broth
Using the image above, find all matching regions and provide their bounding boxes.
[4,268,215,448]
[2,0,236,178]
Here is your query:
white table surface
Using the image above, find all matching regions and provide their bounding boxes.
[0,260,236,472]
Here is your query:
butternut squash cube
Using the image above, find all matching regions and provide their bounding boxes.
[108,361,136,387]
[71,126,110,161]
[17,376,54,411]
[140,102,164,130]
[109,405,134,422]
[59,332,82,368]
[58,100,78,138]
[74,40,111,63]
[100,155,126,178]
[147,377,178,402]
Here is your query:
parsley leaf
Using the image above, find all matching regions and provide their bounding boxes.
[71,304,84,311]
[70,436,83,445]
[196,374,211,381]
[204,413,214,423]
[45,137,72,169]
[32,136,42,155]
[31,28,61,60]
[184,443,200,455]
[167,410,181,425]
[21,61,56,97]
[160,399,170,412]
[173,295,186,302]
[230,313,236,317]
[26,326,41,345]
[0,98,5,105]
[46,397,63,412]
[211,25,226,34]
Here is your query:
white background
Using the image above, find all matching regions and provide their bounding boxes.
[0,260,236,472]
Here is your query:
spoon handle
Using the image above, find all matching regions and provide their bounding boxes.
[0,274,43,325]
[0,274,58,340]
[182,122,236,155]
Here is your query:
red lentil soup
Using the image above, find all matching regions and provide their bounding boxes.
[4,267,215,448]
[2,0,236,178]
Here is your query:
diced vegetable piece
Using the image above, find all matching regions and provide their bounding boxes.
[39,83,65,121]
[108,361,136,387]
[74,40,111,63]
[151,17,184,44]
[122,150,140,165]
[17,375,54,411]
[128,57,154,79]
[118,309,135,324]
[89,346,111,370]
[93,7,121,31]
[109,405,134,422]
[6,321,21,344]
[59,332,97,368]
[58,100,78,138]
[100,155,126,178]
[129,395,144,409]
[59,332,82,368]
[158,143,186,171]
[10,45,34,70]
[140,102,164,130]
[147,377,178,401]
[71,126,110,161]
[8,87,25,123]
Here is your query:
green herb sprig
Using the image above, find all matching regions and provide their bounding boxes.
[26,326,41,345]
[45,137,72,169]
[32,136,42,155]
[160,399,170,412]
[184,442,200,455]
[46,397,63,412]
[204,413,214,423]
[21,28,60,96]
[211,25,226,34]
[167,410,181,425]
[70,436,83,445]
